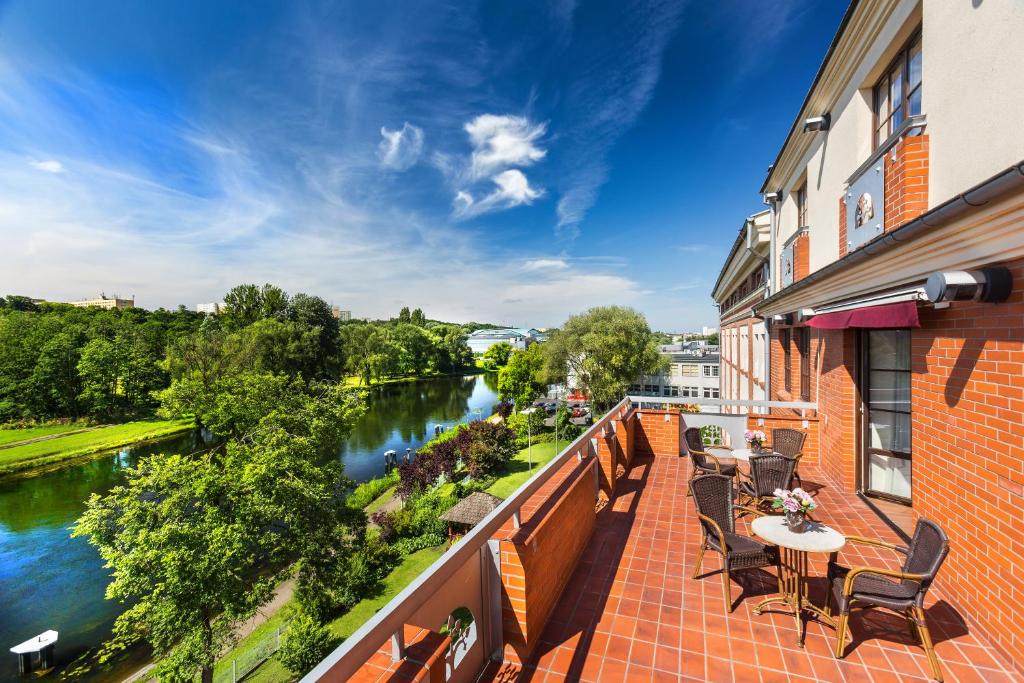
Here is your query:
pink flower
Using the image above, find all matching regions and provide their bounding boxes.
[783,497,800,512]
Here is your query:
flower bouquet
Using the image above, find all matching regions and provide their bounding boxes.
[744,429,767,452]
[772,488,817,532]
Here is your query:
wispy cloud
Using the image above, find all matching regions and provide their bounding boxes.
[552,0,684,238]
[30,159,64,173]
[523,257,569,271]
[378,122,424,170]
[455,168,542,219]
[465,114,546,180]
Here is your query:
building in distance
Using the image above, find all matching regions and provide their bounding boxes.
[466,328,545,354]
[196,302,226,315]
[332,306,352,321]
[68,295,134,310]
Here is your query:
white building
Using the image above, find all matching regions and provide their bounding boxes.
[196,302,225,315]
[332,307,352,321]
[466,328,544,355]
[632,349,720,400]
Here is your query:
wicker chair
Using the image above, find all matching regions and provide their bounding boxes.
[684,427,737,485]
[827,518,950,681]
[690,473,780,612]
[770,428,806,487]
[737,453,799,508]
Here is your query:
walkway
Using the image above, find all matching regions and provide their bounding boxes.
[482,457,1019,682]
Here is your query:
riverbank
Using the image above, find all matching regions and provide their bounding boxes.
[0,419,194,478]
[342,367,485,389]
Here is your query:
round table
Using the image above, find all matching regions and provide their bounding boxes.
[751,515,846,647]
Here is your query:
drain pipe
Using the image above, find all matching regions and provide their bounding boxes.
[762,192,780,410]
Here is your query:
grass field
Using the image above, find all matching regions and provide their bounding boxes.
[0,419,193,477]
[237,545,446,683]
[486,441,561,498]
[0,424,88,447]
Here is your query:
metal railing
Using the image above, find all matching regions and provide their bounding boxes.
[301,397,634,682]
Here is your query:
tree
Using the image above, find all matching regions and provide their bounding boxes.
[74,381,366,683]
[394,323,432,375]
[77,337,121,418]
[287,293,341,378]
[222,283,289,330]
[30,331,84,417]
[497,344,546,409]
[410,308,425,326]
[277,613,337,677]
[543,306,664,410]
[482,342,513,369]
[397,306,411,324]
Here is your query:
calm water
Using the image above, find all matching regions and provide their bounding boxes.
[0,374,497,680]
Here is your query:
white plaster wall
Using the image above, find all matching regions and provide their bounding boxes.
[923,0,1024,205]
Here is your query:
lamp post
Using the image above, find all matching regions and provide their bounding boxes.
[522,406,539,471]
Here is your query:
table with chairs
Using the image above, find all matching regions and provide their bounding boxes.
[683,426,950,682]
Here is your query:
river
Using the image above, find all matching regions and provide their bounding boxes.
[0,373,498,681]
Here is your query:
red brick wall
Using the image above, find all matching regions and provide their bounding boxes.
[910,257,1024,665]
[497,458,598,661]
[349,624,451,682]
[884,133,929,232]
[747,413,820,465]
[839,195,848,258]
[596,428,618,500]
[632,409,683,457]
[814,328,858,492]
[793,232,810,282]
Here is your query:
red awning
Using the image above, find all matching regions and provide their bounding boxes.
[807,301,920,329]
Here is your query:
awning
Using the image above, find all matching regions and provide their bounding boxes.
[807,300,920,329]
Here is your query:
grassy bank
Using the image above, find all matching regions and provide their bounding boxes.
[0,418,194,477]
[0,423,90,447]
[487,441,561,498]
[231,546,446,683]
[342,368,485,389]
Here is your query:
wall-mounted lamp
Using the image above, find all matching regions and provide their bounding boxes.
[925,267,1013,304]
[764,192,780,203]
[803,113,831,132]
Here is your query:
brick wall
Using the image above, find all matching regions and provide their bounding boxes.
[812,328,858,492]
[747,413,820,465]
[839,195,848,258]
[349,624,451,682]
[632,409,684,457]
[910,257,1024,664]
[497,458,598,662]
[792,231,810,282]
[883,133,929,232]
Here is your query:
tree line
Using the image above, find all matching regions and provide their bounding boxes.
[0,287,483,424]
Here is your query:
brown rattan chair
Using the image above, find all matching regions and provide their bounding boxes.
[737,453,799,508]
[827,518,950,681]
[770,427,806,487]
[684,426,737,486]
[690,473,780,613]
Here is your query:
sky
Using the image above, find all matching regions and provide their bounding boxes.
[0,0,847,330]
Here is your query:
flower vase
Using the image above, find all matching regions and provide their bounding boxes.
[785,511,806,533]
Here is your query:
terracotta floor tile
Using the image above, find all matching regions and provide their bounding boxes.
[473,458,1020,683]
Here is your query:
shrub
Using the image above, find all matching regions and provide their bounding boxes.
[493,401,514,419]
[371,510,398,543]
[453,420,517,479]
[347,470,399,509]
[506,409,546,442]
[277,613,338,677]
[392,532,446,555]
[334,535,397,609]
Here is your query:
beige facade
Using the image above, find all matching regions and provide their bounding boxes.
[68,296,134,310]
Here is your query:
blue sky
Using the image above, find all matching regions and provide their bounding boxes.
[0,0,846,330]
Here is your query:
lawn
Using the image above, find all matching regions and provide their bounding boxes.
[0,424,88,447]
[486,440,561,498]
[0,418,193,476]
[238,546,446,683]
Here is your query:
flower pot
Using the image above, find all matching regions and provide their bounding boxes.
[785,511,807,533]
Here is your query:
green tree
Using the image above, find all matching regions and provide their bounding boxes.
[77,337,121,418]
[410,307,425,326]
[397,306,411,324]
[277,613,337,677]
[74,381,365,683]
[394,323,432,375]
[497,344,546,409]
[544,306,664,410]
[30,330,84,417]
[222,283,289,330]
[482,341,513,369]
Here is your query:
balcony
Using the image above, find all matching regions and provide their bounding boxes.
[304,398,1019,683]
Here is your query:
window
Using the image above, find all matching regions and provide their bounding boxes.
[873,32,922,148]
[702,365,719,378]
[702,387,720,399]
[798,328,811,401]
[680,364,698,377]
[782,328,792,393]
[663,386,679,397]
[681,386,699,398]
[796,182,808,228]
[643,384,658,394]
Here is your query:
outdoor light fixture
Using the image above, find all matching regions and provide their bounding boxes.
[925,267,1013,304]
[764,192,780,202]
[803,113,830,132]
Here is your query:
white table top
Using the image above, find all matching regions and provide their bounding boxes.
[10,630,58,654]
[751,515,846,553]
[708,447,773,462]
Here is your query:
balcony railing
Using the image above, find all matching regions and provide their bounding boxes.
[302,396,818,682]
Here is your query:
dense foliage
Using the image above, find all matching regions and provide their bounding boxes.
[481,341,514,369]
[543,306,664,409]
[497,344,547,409]
[72,376,366,683]
[0,285,481,425]
[277,613,339,677]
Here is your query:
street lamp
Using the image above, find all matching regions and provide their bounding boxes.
[522,406,539,471]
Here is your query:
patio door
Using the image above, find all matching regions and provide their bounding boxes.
[861,329,912,502]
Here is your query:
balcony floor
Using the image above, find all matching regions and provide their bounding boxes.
[481,456,1019,682]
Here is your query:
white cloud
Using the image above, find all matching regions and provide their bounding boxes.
[30,159,64,173]
[523,258,569,271]
[377,122,424,170]
[464,114,546,180]
[454,169,542,219]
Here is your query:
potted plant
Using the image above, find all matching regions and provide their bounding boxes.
[744,429,767,452]
[771,488,817,532]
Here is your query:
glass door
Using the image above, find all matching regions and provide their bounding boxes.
[862,329,912,502]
